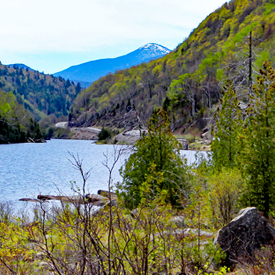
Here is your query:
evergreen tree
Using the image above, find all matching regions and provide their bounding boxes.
[211,84,242,170]
[118,109,186,209]
[238,62,275,217]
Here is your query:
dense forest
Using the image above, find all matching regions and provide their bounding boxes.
[70,0,275,132]
[0,64,82,143]
[0,64,81,120]
[2,0,275,142]
[0,89,43,143]
[2,0,275,273]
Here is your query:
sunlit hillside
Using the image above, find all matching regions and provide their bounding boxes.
[70,0,275,133]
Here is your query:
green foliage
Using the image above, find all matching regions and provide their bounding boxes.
[0,64,82,121]
[70,0,275,129]
[206,168,244,229]
[98,127,111,140]
[0,89,44,143]
[264,2,275,15]
[211,85,242,170]
[118,109,187,209]
[237,62,275,217]
[0,199,227,275]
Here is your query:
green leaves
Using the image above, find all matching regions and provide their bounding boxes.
[119,109,187,209]
[211,85,242,170]
[214,63,275,217]
[237,62,275,217]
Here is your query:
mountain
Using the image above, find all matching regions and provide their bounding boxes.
[8,63,35,71]
[54,43,170,87]
[69,0,275,133]
[0,63,85,142]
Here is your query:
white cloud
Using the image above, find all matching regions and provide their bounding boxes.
[0,0,226,53]
[0,0,226,73]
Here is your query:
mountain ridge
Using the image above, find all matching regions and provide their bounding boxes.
[7,63,35,71]
[54,43,170,87]
[69,0,275,133]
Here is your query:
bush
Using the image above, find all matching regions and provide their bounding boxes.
[118,109,187,209]
[98,127,111,140]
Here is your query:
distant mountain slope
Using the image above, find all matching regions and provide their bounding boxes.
[70,0,275,130]
[54,43,170,87]
[8,63,35,71]
[0,64,81,120]
[0,89,43,144]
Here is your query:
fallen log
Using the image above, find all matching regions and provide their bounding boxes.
[20,190,118,206]
[19,198,41,203]
[37,195,57,200]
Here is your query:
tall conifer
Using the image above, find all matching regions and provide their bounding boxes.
[238,62,275,217]
[211,84,242,170]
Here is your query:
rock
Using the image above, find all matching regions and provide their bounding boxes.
[113,130,143,145]
[152,228,213,241]
[55,122,68,128]
[170,215,185,228]
[38,261,54,271]
[98,190,117,200]
[214,207,275,267]
[37,194,102,204]
[37,195,57,201]
[35,193,115,205]
[174,228,213,239]
[130,208,139,218]
[86,193,108,202]
[70,127,101,140]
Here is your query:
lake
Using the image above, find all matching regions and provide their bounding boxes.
[0,139,206,212]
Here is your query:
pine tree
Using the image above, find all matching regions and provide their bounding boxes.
[211,83,242,170]
[118,109,186,209]
[238,62,275,217]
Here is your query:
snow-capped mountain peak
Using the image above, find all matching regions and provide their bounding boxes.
[54,43,171,87]
[138,43,171,56]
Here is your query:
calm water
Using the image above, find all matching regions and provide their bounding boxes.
[0,139,205,212]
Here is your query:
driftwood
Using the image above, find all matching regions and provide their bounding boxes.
[19,190,118,207]
[37,195,58,201]
[19,198,41,203]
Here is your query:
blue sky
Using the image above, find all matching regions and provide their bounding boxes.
[0,0,226,74]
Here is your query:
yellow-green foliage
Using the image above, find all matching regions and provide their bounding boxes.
[71,0,275,128]
[206,168,244,229]
[0,200,226,275]
[0,64,80,120]
[0,219,38,274]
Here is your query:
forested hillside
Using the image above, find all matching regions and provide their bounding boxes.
[0,64,82,143]
[70,0,275,131]
[54,43,170,88]
[0,89,43,143]
[0,64,81,120]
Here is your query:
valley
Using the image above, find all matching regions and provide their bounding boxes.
[2,1,275,273]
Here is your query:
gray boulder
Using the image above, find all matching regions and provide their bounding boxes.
[214,207,275,267]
